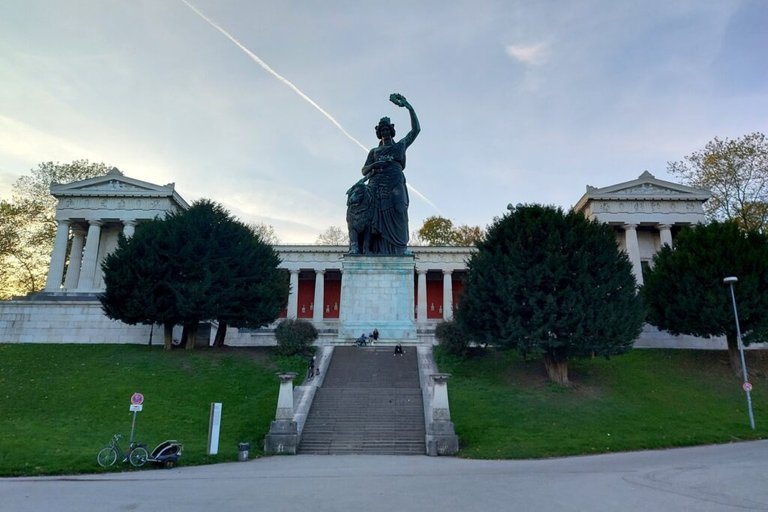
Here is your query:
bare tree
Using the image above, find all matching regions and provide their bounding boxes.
[249,222,280,245]
[316,226,349,245]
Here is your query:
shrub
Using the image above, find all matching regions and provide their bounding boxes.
[435,321,469,357]
[274,319,318,356]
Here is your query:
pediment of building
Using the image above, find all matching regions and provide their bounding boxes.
[575,171,710,212]
[75,180,157,193]
[51,168,177,197]
[51,168,190,213]
[608,182,683,196]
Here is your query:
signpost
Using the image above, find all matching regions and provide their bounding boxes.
[129,392,144,444]
[208,402,223,455]
[724,276,756,430]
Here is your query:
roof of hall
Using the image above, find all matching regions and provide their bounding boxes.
[50,167,189,209]
[573,171,711,213]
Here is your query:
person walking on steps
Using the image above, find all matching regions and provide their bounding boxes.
[394,343,403,356]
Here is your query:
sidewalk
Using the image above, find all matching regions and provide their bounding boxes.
[3,441,768,512]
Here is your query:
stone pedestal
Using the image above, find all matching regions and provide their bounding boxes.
[263,419,298,455]
[426,373,459,456]
[338,255,416,342]
[264,372,299,455]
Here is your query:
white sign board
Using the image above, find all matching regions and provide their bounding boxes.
[129,404,143,412]
[208,402,223,455]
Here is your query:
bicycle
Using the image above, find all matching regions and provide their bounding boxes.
[305,356,319,382]
[96,433,149,468]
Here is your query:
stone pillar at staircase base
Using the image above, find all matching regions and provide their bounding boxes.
[264,372,299,454]
[264,420,299,455]
[426,373,458,456]
[426,420,459,456]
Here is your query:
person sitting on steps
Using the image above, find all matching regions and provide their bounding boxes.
[356,333,368,347]
[394,343,403,356]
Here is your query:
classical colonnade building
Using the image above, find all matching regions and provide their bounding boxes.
[574,171,710,285]
[1,168,710,345]
[44,168,188,293]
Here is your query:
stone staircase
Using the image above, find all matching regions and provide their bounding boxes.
[298,346,426,455]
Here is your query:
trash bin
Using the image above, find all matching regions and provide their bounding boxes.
[238,442,250,461]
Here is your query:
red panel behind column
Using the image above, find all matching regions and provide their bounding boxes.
[297,275,315,319]
[323,278,341,319]
[427,279,443,319]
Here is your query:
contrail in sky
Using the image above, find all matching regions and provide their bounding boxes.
[180,0,366,152]
[180,0,442,214]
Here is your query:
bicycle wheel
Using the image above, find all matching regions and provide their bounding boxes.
[97,447,118,467]
[129,446,149,467]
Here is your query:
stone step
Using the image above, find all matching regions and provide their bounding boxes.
[300,446,425,453]
[298,346,426,455]
[322,347,419,388]
[302,426,423,433]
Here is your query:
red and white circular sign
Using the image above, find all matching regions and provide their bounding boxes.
[130,392,144,405]
[743,382,753,392]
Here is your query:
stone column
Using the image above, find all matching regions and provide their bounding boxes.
[417,269,428,324]
[77,220,103,290]
[63,225,86,290]
[264,372,299,455]
[426,373,459,456]
[659,224,673,247]
[123,219,137,238]
[275,372,297,419]
[287,270,300,320]
[623,223,643,286]
[442,270,454,321]
[45,220,70,291]
[312,269,325,323]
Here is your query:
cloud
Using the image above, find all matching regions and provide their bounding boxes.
[505,42,549,65]
[0,115,95,167]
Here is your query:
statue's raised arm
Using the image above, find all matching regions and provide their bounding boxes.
[389,93,420,148]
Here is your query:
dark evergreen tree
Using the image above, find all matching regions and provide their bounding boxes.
[100,200,288,349]
[456,204,644,385]
[100,219,180,349]
[643,221,768,372]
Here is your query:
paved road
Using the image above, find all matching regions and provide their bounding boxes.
[2,441,768,511]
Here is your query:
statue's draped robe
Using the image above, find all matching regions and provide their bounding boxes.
[364,129,417,255]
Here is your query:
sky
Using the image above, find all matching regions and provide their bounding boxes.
[1,0,766,243]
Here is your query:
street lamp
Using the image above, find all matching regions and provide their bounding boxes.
[723,276,756,430]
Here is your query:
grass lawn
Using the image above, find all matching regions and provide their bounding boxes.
[2,344,767,475]
[0,344,305,477]
[436,347,768,459]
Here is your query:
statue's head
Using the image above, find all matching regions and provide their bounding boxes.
[375,117,395,139]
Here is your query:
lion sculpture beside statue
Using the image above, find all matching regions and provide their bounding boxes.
[346,180,374,254]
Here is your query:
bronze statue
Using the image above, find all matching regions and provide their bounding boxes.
[347,93,420,255]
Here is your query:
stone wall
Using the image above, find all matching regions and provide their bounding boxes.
[5,298,763,351]
[0,299,152,344]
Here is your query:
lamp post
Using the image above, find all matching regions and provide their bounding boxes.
[723,276,756,430]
